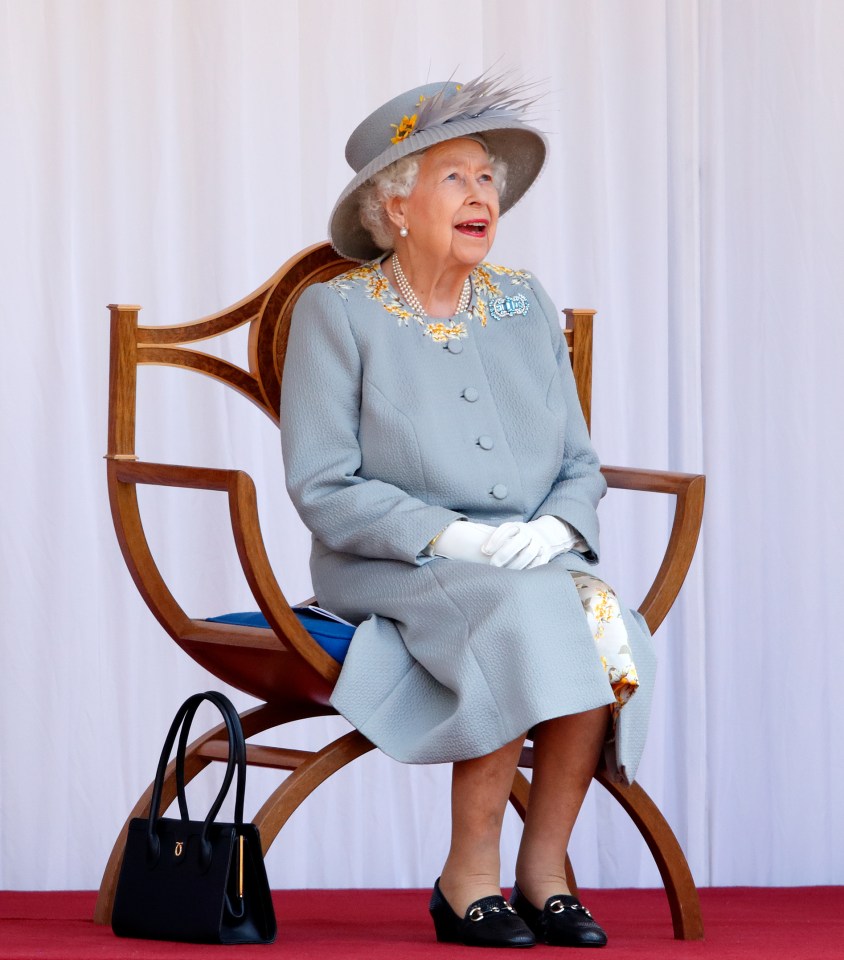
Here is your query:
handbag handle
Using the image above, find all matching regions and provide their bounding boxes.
[174,691,246,826]
[145,691,247,869]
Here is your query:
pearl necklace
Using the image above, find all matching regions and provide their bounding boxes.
[391,253,471,318]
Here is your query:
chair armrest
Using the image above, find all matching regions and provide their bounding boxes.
[600,465,705,633]
[108,460,339,680]
[226,469,340,680]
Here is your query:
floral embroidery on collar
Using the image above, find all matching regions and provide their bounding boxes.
[425,321,468,342]
[327,261,532,343]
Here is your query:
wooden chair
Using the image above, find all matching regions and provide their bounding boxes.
[95,241,705,939]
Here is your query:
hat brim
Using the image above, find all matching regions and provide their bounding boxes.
[328,117,548,263]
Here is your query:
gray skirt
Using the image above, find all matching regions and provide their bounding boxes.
[315,544,656,784]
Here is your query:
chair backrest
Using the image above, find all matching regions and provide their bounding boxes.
[105,241,597,698]
[107,242,596,449]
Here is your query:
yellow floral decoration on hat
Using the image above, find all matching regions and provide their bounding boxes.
[390,94,429,144]
[390,114,418,144]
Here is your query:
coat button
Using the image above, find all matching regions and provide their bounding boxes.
[478,435,494,450]
[491,484,508,500]
[463,387,479,402]
[447,340,463,354]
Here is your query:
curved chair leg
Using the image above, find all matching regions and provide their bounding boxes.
[93,703,317,925]
[252,729,375,850]
[509,766,703,940]
[594,769,703,940]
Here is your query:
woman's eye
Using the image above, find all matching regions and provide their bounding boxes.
[479,174,493,183]
[445,172,459,181]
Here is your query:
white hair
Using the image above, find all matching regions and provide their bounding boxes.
[358,140,508,252]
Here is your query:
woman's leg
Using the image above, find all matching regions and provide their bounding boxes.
[514,706,610,906]
[438,733,526,915]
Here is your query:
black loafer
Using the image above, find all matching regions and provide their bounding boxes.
[430,878,536,947]
[510,883,607,947]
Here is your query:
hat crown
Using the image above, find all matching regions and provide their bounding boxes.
[345,81,462,173]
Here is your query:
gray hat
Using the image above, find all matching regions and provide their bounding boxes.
[329,73,548,262]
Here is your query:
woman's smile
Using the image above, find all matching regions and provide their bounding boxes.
[455,218,490,238]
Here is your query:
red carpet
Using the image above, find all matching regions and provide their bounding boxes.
[0,887,840,959]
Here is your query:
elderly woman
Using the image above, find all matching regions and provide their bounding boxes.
[280,73,655,949]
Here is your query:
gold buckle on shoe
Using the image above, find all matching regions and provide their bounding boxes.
[548,899,593,918]
[468,902,517,922]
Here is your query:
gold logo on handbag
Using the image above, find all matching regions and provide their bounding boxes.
[175,841,184,856]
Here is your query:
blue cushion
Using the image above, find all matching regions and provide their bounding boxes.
[206,609,354,663]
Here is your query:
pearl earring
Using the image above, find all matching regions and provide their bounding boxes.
[399,226,409,238]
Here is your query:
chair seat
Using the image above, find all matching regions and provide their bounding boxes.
[207,609,353,662]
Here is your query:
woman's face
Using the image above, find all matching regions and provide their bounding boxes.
[394,138,500,268]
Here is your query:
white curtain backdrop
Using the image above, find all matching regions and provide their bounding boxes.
[2,0,843,891]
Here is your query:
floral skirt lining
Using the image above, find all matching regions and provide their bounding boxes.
[571,572,640,721]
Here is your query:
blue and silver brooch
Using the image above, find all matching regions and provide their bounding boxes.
[490,294,530,319]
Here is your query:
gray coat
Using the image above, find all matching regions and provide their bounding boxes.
[280,260,655,783]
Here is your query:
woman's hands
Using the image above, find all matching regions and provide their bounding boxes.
[429,516,584,569]
[429,520,498,563]
[482,516,582,569]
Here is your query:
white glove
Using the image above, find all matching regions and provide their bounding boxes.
[427,520,497,563]
[482,516,585,570]
[428,517,586,569]
[480,521,547,569]
[528,515,585,558]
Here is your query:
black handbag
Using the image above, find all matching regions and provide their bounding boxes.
[112,691,277,944]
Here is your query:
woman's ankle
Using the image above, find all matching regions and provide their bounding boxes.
[513,866,571,907]
[438,862,503,917]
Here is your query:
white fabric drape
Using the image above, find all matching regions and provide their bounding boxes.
[2,0,843,890]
